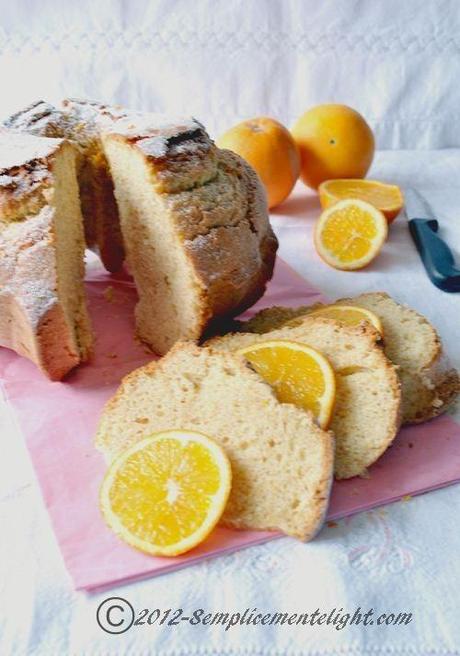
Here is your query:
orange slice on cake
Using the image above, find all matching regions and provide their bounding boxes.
[100,430,231,557]
[237,339,336,428]
[305,304,383,335]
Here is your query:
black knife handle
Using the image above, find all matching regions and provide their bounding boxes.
[409,218,460,292]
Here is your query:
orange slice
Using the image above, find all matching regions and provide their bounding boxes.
[237,339,336,428]
[314,199,388,270]
[318,179,404,223]
[100,430,231,557]
[306,304,383,334]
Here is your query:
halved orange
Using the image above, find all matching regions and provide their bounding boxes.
[237,339,336,428]
[100,430,231,557]
[319,179,404,223]
[314,199,388,270]
[306,304,383,334]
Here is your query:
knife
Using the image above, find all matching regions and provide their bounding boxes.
[405,188,460,293]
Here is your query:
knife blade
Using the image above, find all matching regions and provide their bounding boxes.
[405,188,460,293]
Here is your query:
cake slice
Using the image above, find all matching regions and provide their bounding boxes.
[208,317,401,479]
[101,117,277,355]
[4,99,126,272]
[244,292,460,424]
[95,343,334,540]
[0,131,92,379]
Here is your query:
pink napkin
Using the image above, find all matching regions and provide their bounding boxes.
[1,258,459,591]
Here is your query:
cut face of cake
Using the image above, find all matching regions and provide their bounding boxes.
[95,342,334,541]
[207,317,402,479]
[101,117,277,355]
[0,132,92,380]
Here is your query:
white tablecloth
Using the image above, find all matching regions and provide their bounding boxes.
[2,1,460,652]
[2,0,460,150]
[1,149,459,655]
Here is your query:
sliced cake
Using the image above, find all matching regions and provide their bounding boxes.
[95,342,334,541]
[5,100,278,359]
[4,99,127,272]
[244,292,460,424]
[0,131,92,379]
[208,317,401,479]
[101,118,277,355]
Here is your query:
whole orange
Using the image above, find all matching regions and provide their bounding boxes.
[291,105,375,190]
[216,117,300,209]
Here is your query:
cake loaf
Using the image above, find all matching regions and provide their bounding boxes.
[0,131,92,379]
[2,100,277,370]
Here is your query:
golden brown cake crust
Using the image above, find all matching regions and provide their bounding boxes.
[181,150,278,329]
[35,303,81,380]
[0,131,61,219]
[3,100,76,139]
[335,292,460,424]
[100,113,219,193]
[407,367,460,424]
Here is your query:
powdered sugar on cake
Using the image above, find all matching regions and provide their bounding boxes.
[0,131,63,172]
[0,206,57,328]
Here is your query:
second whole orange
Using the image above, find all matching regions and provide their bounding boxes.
[216,117,301,209]
[292,104,375,190]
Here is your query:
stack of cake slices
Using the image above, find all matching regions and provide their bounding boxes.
[94,294,459,541]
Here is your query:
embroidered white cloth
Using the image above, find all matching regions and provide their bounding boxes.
[1,148,459,656]
[1,2,460,654]
[1,0,460,149]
